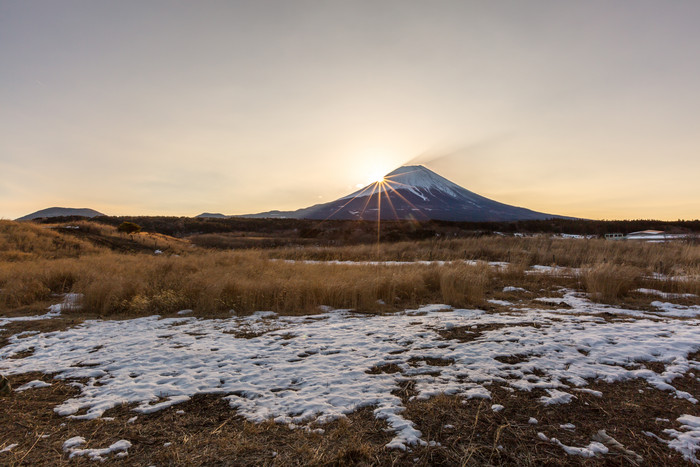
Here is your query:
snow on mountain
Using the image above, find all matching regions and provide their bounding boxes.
[247,165,572,222]
[340,166,464,201]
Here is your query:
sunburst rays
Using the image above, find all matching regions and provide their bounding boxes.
[316,174,431,251]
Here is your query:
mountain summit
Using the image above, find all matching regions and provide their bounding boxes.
[247,165,571,222]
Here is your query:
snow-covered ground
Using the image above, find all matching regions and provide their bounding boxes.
[2,290,700,459]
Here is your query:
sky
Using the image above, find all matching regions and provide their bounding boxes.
[1,1,699,221]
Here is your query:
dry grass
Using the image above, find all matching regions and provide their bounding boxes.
[1,370,697,465]
[1,252,494,316]
[269,236,700,273]
[0,221,100,261]
[582,263,642,303]
[2,222,700,465]
[1,220,698,316]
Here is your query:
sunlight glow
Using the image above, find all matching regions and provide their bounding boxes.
[370,173,386,184]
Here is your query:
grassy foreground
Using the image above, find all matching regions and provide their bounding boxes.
[1,220,698,318]
[1,220,699,465]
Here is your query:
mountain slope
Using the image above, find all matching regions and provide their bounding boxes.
[246,165,571,222]
[16,207,105,221]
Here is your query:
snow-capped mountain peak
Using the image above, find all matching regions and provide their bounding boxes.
[246,164,572,222]
[383,165,463,199]
[341,165,463,201]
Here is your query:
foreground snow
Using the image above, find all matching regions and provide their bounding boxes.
[1,293,700,454]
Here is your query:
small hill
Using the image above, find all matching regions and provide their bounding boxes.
[195,213,229,218]
[16,207,105,221]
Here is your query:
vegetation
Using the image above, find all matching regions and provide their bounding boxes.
[1,219,699,465]
[117,221,142,235]
[1,220,698,318]
[32,215,700,246]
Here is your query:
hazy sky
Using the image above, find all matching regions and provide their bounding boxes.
[2,1,699,220]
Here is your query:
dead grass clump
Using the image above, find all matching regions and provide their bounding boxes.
[583,263,642,303]
[439,263,490,307]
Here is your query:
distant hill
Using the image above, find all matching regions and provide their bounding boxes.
[195,213,229,218]
[16,207,105,221]
[245,165,573,222]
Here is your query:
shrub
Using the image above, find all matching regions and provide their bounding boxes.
[583,264,641,303]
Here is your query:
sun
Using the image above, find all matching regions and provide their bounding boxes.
[367,168,386,184]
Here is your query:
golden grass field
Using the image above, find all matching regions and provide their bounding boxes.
[1,220,698,318]
[1,220,699,465]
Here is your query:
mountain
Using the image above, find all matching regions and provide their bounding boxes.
[245,165,571,222]
[196,213,229,218]
[16,207,105,221]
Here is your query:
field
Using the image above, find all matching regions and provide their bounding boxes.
[1,219,699,465]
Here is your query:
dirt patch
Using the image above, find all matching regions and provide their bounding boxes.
[1,370,698,465]
[643,361,666,374]
[0,374,395,466]
[495,354,530,365]
[401,376,699,466]
[408,357,454,367]
[222,328,280,339]
[366,363,403,374]
[391,379,418,404]
[436,322,544,343]
[436,323,508,342]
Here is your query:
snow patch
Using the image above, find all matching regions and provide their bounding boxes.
[538,432,609,458]
[64,439,132,461]
[2,295,700,451]
[0,444,18,453]
[14,380,51,391]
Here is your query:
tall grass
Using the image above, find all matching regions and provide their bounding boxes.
[582,264,641,303]
[1,220,698,315]
[0,251,493,316]
[268,237,700,275]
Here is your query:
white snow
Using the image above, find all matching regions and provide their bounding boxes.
[538,432,608,458]
[0,293,82,329]
[14,380,51,392]
[540,389,575,406]
[560,423,576,430]
[635,288,697,299]
[2,293,700,451]
[177,309,194,315]
[661,415,700,464]
[341,165,466,201]
[487,300,513,307]
[491,404,504,412]
[64,438,132,461]
[503,286,528,293]
[529,418,538,425]
[0,444,18,453]
[47,293,82,315]
[650,301,700,318]
[573,388,603,398]
[646,415,700,464]
[63,436,86,449]
[527,265,578,276]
